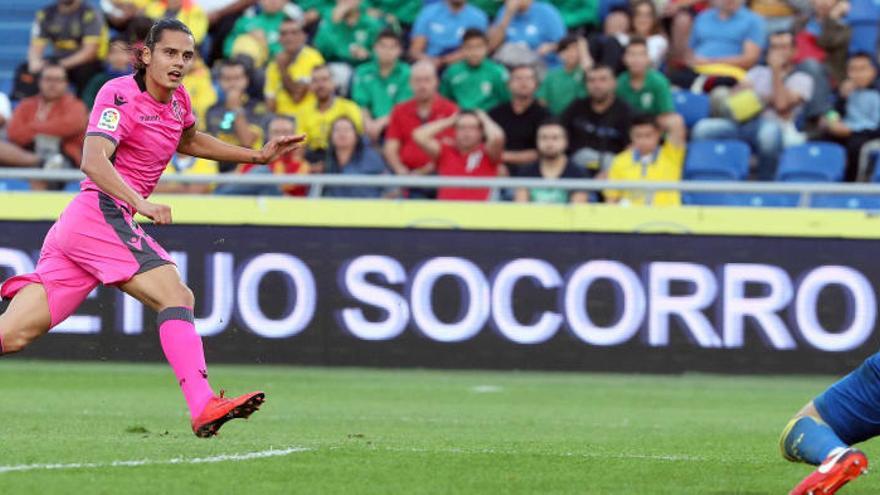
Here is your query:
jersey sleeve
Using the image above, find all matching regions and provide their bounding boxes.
[30,9,49,45]
[86,82,132,145]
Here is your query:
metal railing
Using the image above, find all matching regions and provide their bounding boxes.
[3,168,880,207]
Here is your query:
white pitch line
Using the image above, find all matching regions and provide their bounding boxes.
[0,446,311,474]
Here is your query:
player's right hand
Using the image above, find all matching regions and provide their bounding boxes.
[136,200,173,225]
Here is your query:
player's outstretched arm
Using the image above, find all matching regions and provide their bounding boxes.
[81,135,172,224]
[177,126,306,165]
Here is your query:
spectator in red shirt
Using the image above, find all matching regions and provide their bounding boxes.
[413,109,505,201]
[384,60,458,198]
[7,63,87,189]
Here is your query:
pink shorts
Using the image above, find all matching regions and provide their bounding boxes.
[0,190,174,327]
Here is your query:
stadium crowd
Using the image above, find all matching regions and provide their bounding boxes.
[0,0,874,205]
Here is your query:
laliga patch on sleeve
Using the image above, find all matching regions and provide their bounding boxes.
[97,108,121,131]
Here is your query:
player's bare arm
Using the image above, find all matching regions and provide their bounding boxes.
[176,125,306,165]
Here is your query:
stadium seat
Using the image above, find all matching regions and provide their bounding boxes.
[681,140,752,206]
[811,194,880,210]
[775,142,846,183]
[850,22,880,56]
[0,179,30,191]
[673,90,710,129]
[63,181,81,192]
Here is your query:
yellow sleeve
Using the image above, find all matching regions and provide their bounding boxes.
[661,141,686,179]
[192,158,219,175]
[144,2,163,19]
[183,7,209,46]
[604,153,627,201]
[264,62,280,99]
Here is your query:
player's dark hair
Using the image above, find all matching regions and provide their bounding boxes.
[630,113,659,129]
[375,28,401,45]
[462,28,487,44]
[134,18,194,75]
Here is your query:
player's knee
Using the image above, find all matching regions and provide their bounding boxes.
[0,326,37,354]
[170,284,195,308]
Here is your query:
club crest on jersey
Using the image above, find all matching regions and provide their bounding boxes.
[97,108,120,131]
[171,99,184,123]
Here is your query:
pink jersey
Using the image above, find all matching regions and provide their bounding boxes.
[84,73,196,198]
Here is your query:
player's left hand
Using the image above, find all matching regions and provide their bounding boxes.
[257,134,307,164]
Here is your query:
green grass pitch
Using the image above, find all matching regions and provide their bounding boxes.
[0,360,875,494]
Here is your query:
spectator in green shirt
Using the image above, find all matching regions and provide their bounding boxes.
[353,30,413,141]
[549,0,599,31]
[538,35,592,115]
[440,29,510,111]
[365,0,422,27]
[299,0,336,30]
[314,0,384,66]
[616,37,685,135]
[223,0,294,65]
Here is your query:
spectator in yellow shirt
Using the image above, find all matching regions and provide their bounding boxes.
[145,0,209,45]
[264,18,324,119]
[155,153,219,194]
[299,65,364,157]
[181,52,217,129]
[604,113,686,206]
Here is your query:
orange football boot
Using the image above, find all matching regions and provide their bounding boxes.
[191,390,265,438]
[789,448,869,495]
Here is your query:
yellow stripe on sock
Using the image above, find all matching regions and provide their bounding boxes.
[779,417,805,463]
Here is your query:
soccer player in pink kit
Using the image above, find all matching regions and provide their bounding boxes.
[0,19,304,438]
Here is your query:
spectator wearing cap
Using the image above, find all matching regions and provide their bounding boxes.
[206,59,268,173]
[514,119,589,203]
[22,0,108,99]
[560,65,633,176]
[384,61,459,198]
[489,65,550,176]
[537,35,591,115]
[605,113,686,206]
[440,29,510,111]
[413,110,506,201]
[264,18,324,119]
[298,65,364,159]
[487,0,566,67]
[352,30,413,142]
[322,117,389,198]
[313,0,385,92]
[410,0,489,69]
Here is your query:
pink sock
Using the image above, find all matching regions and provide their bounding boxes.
[158,307,214,418]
